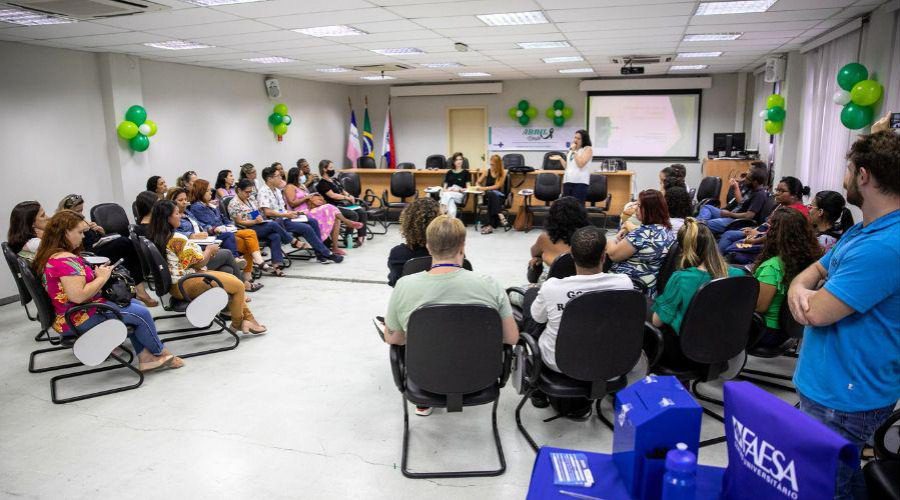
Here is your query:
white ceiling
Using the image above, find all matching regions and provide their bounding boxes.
[0,0,885,85]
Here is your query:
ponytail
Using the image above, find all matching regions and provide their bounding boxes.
[677,217,729,279]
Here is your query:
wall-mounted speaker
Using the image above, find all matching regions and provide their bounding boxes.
[265,78,281,99]
[764,57,785,83]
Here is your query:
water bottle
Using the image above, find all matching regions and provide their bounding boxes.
[346,231,354,249]
[661,443,697,500]
[475,218,482,231]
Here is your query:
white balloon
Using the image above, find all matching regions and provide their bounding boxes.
[555,109,563,117]
[138,124,151,135]
[833,90,851,105]
[516,110,523,117]
[759,110,769,119]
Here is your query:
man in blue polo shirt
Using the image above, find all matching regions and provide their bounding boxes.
[788,129,899,500]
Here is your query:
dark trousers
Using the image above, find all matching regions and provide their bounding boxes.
[562,183,588,203]
[483,191,506,227]
[275,218,331,257]
[338,206,367,238]
[249,221,291,265]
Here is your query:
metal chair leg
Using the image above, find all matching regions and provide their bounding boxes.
[738,372,797,393]
[690,380,729,447]
[34,328,50,342]
[50,352,144,404]
[596,394,616,431]
[157,317,240,358]
[29,345,83,373]
[515,387,540,452]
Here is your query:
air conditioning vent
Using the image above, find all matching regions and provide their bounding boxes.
[9,0,168,19]
[350,64,414,72]
[610,55,675,65]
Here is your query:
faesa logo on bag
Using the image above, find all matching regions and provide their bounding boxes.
[732,416,799,499]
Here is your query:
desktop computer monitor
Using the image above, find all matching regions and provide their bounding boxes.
[713,133,746,155]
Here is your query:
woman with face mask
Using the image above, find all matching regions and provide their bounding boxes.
[315,160,367,247]
[284,167,363,255]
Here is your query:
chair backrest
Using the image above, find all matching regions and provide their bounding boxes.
[2,242,32,307]
[405,304,504,397]
[357,156,376,169]
[397,162,416,170]
[390,171,416,199]
[220,195,234,221]
[131,201,140,220]
[338,172,362,198]
[656,241,682,294]
[585,174,608,204]
[756,194,778,223]
[534,172,561,203]
[679,276,758,364]
[401,256,473,277]
[547,253,576,280]
[696,176,722,201]
[688,187,697,203]
[778,300,804,339]
[128,229,152,285]
[542,151,565,170]
[139,236,173,296]
[425,154,446,169]
[90,203,130,237]
[502,153,525,169]
[17,258,56,333]
[556,290,646,389]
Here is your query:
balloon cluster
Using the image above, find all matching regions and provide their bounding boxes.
[268,103,292,137]
[832,63,883,130]
[116,105,157,152]
[508,100,538,126]
[758,94,786,135]
[545,99,574,126]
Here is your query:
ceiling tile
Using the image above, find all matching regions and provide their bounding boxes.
[386,0,540,18]
[258,8,402,29]
[210,0,376,18]
[546,3,695,22]
[689,9,842,26]
[193,30,307,46]
[149,20,278,39]
[412,16,484,29]
[42,31,171,48]
[770,0,856,10]
[558,16,690,33]
[0,22,126,40]
[92,8,242,30]
[687,20,820,32]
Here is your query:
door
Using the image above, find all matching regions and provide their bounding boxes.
[448,107,487,169]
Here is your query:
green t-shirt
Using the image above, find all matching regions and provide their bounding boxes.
[652,266,746,333]
[385,268,512,333]
[753,256,785,329]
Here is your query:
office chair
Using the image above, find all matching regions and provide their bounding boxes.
[425,155,447,170]
[502,153,525,170]
[381,170,418,225]
[542,151,565,171]
[692,176,722,215]
[357,156,376,169]
[522,173,561,232]
[864,409,900,500]
[585,174,612,229]
[338,171,388,236]
[400,256,473,276]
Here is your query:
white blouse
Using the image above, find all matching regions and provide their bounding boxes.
[563,147,591,185]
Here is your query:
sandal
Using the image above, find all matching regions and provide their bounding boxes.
[480,225,494,234]
[246,282,264,292]
[355,236,365,247]
[292,240,311,250]
[268,265,285,277]
[333,248,347,256]
[349,221,364,230]
[139,354,174,372]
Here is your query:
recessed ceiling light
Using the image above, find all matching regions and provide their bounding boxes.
[242,57,296,64]
[293,25,366,37]
[670,64,709,71]
[372,48,425,56]
[0,7,74,25]
[517,41,571,50]
[477,11,548,26]
[459,72,491,77]
[182,0,264,5]
[677,51,723,58]
[361,75,396,80]
[316,67,350,73]
[559,68,594,74]
[421,62,462,68]
[683,33,743,41]
[695,0,777,16]
[144,40,214,50]
[543,56,584,64]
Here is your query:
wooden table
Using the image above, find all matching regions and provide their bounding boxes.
[701,159,755,207]
[343,168,635,216]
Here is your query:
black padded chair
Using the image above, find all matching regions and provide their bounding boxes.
[585,174,612,229]
[547,253,576,280]
[722,194,777,232]
[2,242,38,325]
[18,259,143,403]
[522,173,561,232]
[515,290,664,451]
[90,203,130,237]
[653,275,758,447]
[397,162,416,170]
[337,171,388,236]
[864,409,900,500]
[502,153,525,170]
[381,171,418,225]
[542,151,565,171]
[389,304,513,478]
[738,303,805,393]
[425,154,446,170]
[656,242,682,295]
[357,156,376,169]
[400,256,473,277]
[692,176,722,214]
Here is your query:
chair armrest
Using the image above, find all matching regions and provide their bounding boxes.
[519,331,542,385]
[873,409,900,460]
[643,321,665,369]
[506,286,527,301]
[389,345,406,392]
[381,189,389,206]
[724,219,756,231]
[746,313,767,349]
[602,194,612,211]
[65,302,124,336]
[499,344,513,388]
[177,272,225,301]
[363,189,384,208]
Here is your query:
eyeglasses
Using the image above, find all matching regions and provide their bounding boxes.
[774,188,787,193]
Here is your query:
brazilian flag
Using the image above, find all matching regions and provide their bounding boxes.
[362,107,375,158]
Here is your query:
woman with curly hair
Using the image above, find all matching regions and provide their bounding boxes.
[527,196,590,283]
[386,198,441,287]
[664,186,692,236]
[753,208,821,347]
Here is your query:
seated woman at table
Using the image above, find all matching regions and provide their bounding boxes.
[7,200,49,261]
[316,159,367,246]
[606,189,674,296]
[474,154,508,234]
[527,196,590,283]
[285,167,363,256]
[387,198,440,287]
[439,152,471,219]
[34,209,182,371]
[215,169,236,199]
[147,200,266,335]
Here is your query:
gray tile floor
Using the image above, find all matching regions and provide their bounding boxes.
[0,225,800,499]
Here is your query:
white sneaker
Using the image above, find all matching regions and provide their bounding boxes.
[415,406,433,416]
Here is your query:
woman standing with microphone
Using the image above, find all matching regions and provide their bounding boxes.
[550,129,593,202]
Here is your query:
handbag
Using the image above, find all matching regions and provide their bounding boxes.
[102,265,136,307]
[308,195,326,208]
[513,204,533,232]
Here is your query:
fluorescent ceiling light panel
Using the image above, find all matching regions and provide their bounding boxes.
[559,68,594,74]
[459,72,491,77]
[517,41,570,49]
[361,75,396,80]
[182,0,264,5]
[683,33,743,41]
[293,25,366,37]
[543,56,584,63]
[0,7,74,25]
[670,64,708,70]
[242,57,296,64]
[372,47,424,55]
[477,11,548,26]
[144,40,214,50]
[695,0,777,16]
[677,51,723,58]
[316,67,350,73]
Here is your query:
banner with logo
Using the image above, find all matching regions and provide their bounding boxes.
[489,126,579,151]
[722,382,859,500]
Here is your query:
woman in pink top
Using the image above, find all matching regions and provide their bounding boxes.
[284,167,363,255]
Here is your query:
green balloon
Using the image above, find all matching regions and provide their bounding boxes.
[268,113,283,125]
[517,100,529,111]
[767,106,786,122]
[125,105,147,126]
[274,123,288,135]
[837,63,868,91]
[508,107,518,119]
[545,108,555,119]
[766,94,785,109]
[117,121,138,140]
[518,114,529,126]
[562,107,573,119]
[526,107,538,119]
[129,134,150,152]
[849,79,882,106]
[764,120,783,135]
[553,116,565,126]
[273,103,288,116]
[553,99,564,110]
[840,102,873,130]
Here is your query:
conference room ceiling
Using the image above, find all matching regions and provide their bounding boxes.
[0,0,884,85]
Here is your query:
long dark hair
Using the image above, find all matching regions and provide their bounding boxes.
[134,191,158,222]
[638,189,671,229]
[286,167,302,187]
[779,176,810,202]
[147,200,177,255]
[546,196,589,245]
[215,170,231,190]
[146,175,161,192]
[575,129,592,147]
[8,201,41,253]
[754,209,821,287]
[813,190,853,234]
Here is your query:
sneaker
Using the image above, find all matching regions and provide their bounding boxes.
[415,406,433,416]
[316,256,332,265]
[327,253,344,264]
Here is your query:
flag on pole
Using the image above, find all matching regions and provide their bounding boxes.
[346,108,362,166]
[381,102,396,169]
[362,103,375,158]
